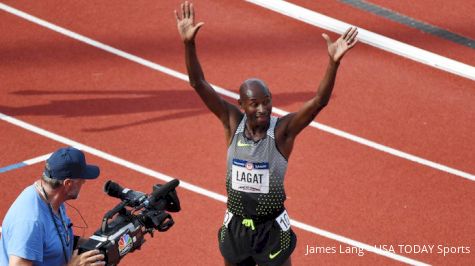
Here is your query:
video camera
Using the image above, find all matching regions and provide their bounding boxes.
[78,179,181,265]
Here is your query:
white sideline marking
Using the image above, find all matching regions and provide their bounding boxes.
[0,153,51,173]
[0,113,429,265]
[0,3,472,182]
[23,153,52,165]
[246,0,475,81]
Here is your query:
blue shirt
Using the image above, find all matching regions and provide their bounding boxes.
[0,184,74,266]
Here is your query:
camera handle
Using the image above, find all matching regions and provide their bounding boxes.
[101,201,129,234]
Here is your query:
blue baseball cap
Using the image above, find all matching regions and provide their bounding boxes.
[43,147,100,180]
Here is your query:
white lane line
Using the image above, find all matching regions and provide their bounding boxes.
[0,153,51,173]
[0,113,429,265]
[0,3,472,182]
[23,153,52,165]
[0,113,227,203]
[246,0,475,81]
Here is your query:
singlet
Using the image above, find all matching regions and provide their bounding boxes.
[226,115,288,220]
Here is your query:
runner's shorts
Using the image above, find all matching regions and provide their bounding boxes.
[218,209,297,266]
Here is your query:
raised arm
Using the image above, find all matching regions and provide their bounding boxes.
[175,2,241,142]
[275,27,358,158]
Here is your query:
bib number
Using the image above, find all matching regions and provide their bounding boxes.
[223,210,233,228]
[231,159,269,194]
[276,210,291,231]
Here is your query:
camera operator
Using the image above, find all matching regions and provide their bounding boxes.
[0,147,105,266]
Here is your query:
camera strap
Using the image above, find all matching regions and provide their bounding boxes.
[39,182,70,264]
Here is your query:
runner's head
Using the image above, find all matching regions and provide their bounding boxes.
[238,78,272,126]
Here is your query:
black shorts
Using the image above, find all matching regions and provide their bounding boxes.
[218,210,297,266]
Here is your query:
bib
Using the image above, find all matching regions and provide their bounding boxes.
[231,159,270,194]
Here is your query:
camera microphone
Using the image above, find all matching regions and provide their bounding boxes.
[150,179,180,200]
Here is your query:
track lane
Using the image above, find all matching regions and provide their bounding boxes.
[369,0,475,40]
[2,76,473,265]
[1,0,474,265]
[0,127,416,265]
[1,0,473,176]
[286,0,475,66]
[0,123,58,167]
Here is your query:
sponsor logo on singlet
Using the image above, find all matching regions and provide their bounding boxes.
[237,140,253,147]
[231,159,269,193]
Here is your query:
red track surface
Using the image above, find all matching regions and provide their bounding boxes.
[1,1,474,265]
[288,0,475,66]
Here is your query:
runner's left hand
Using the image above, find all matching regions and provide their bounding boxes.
[322,27,358,62]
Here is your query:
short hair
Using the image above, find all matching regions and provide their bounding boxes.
[41,173,64,189]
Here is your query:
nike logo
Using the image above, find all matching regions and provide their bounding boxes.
[269,249,282,259]
[237,140,253,147]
